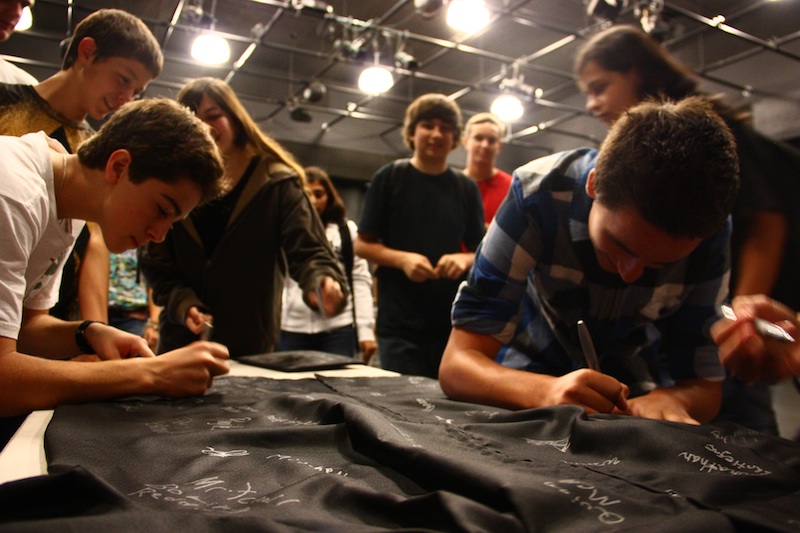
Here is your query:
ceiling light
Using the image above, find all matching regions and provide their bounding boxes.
[415,0,444,18]
[290,0,333,16]
[358,66,393,95]
[491,94,523,122]
[286,97,312,122]
[446,0,490,33]
[191,33,230,64]
[587,0,627,22]
[394,50,418,70]
[302,80,327,103]
[334,38,367,60]
[634,0,664,34]
[15,6,32,31]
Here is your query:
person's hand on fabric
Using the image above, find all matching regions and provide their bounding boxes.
[626,389,700,424]
[144,341,230,396]
[544,369,630,415]
[710,294,800,383]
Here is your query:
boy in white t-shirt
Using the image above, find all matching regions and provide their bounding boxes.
[0,97,230,444]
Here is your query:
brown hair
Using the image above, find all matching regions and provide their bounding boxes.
[77,98,225,204]
[574,25,749,122]
[178,77,306,183]
[62,9,163,78]
[593,96,739,238]
[305,166,346,225]
[402,93,463,151]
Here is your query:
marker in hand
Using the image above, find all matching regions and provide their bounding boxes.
[577,320,601,371]
[200,321,214,341]
[720,304,795,344]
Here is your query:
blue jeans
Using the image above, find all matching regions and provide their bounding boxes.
[279,326,357,357]
[377,334,448,378]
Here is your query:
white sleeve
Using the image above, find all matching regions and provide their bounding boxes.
[348,219,375,343]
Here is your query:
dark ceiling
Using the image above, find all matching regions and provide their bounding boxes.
[2,0,799,180]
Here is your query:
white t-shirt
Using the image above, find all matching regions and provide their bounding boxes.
[0,132,84,339]
[0,57,37,85]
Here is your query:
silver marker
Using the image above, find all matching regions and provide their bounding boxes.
[720,304,795,343]
[577,320,601,371]
[200,320,214,341]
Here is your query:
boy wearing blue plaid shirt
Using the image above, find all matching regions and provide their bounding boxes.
[440,97,739,425]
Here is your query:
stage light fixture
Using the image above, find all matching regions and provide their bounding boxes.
[490,64,540,122]
[394,50,418,70]
[290,0,333,16]
[491,94,523,122]
[358,65,393,95]
[334,38,367,60]
[447,0,490,33]
[415,0,444,18]
[587,0,627,22]
[302,80,327,103]
[192,33,230,64]
[187,0,230,65]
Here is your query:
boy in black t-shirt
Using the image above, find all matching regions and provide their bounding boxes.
[355,93,485,378]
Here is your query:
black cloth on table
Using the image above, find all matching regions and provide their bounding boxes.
[2,375,800,532]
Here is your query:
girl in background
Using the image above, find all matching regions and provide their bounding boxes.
[141,78,347,358]
[280,167,377,361]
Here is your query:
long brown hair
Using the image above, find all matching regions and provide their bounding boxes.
[177,77,306,182]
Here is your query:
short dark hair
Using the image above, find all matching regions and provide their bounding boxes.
[402,93,463,151]
[593,97,739,238]
[77,98,225,204]
[62,9,163,78]
[305,166,346,225]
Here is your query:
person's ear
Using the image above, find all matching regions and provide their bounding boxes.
[105,149,132,185]
[76,37,97,65]
[585,168,597,198]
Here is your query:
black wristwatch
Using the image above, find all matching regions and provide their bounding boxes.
[75,320,100,354]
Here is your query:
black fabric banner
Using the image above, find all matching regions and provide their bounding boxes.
[2,375,800,531]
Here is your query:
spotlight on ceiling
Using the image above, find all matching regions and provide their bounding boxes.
[185,0,230,65]
[414,0,444,18]
[302,80,327,103]
[286,98,312,122]
[587,0,627,22]
[447,0,490,33]
[490,64,541,122]
[634,0,665,35]
[333,38,367,60]
[358,66,394,95]
[191,33,231,64]
[290,0,333,17]
[394,50,418,70]
[491,94,524,122]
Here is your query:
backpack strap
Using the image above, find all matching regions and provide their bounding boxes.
[338,219,358,340]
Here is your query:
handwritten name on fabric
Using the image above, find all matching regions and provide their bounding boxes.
[5,375,799,531]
